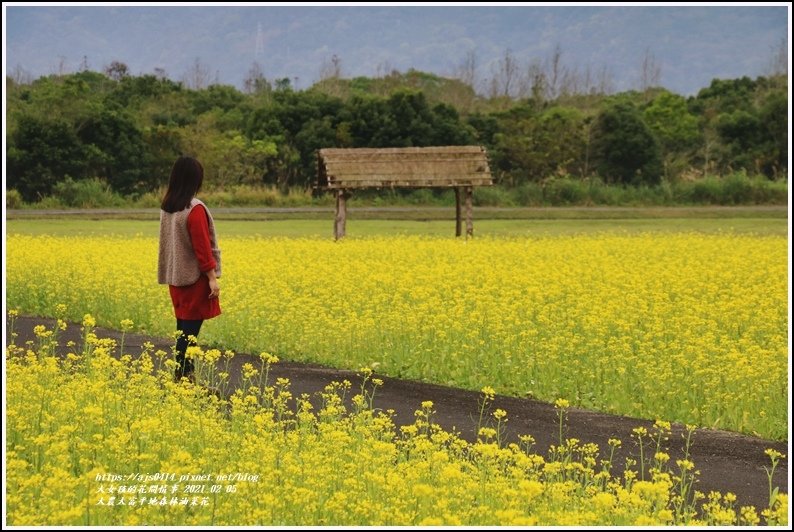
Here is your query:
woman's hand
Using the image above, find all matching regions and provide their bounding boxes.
[205,269,220,299]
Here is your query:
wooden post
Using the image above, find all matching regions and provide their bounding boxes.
[454,187,462,237]
[334,189,347,240]
[464,186,473,238]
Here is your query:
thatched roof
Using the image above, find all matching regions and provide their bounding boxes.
[316,146,493,189]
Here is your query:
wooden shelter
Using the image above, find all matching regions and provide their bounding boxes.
[316,146,493,239]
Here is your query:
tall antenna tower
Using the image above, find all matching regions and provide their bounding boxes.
[255,22,265,59]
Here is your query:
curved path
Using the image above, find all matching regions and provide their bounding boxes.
[6,315,789,514]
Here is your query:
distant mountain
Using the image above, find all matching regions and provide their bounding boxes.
[4,5,789,96]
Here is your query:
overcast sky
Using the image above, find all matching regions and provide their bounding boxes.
[3,3,790,96]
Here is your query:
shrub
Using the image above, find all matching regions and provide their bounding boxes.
[473,186,515,207]
[721,173,755,205]
[672,173,788,205]
[50,177,124,208]
[512,183,544,206]
[543,178,588,205]
[6,189,23,209]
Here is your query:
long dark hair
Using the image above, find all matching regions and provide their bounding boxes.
[161,156,204,213]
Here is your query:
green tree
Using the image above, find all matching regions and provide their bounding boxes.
[644,92,700,151]
[382,90,435,146]
[691,77,757,115]
[345,95,391,147]
[428,102,476,146]
[190,84,245,116]
[142,124,183,187]
[108,74,182,109]
[7,115,87,201]
[715,110,763,171]
[756,90,787,178]
[491,106,587,184]
[537,107,587,178]
[643,91,700,179]
[245,90,345,189]
[688,76,788,177]
[293,116,340,188]
[207,133,278,187]
[77,108,153,195]
[466,112,500,147]
[13,72,109,125]
[475,104,535,184]
[592,102,662,185]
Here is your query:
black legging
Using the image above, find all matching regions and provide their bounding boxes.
[175,318,203,378]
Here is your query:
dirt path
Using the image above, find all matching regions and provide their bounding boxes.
[6,315,789,513]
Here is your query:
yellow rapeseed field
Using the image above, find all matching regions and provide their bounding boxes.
[5,322,787,526]
[5,233,788,439]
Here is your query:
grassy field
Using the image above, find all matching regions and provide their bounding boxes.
[4,208,789,238]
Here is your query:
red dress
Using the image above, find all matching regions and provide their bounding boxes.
[169,204,222,320]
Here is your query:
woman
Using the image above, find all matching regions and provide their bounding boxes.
[157,156,221,382]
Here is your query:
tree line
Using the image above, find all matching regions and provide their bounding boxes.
[5,65,787,203]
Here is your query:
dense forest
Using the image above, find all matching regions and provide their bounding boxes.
[5,62,788,206]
